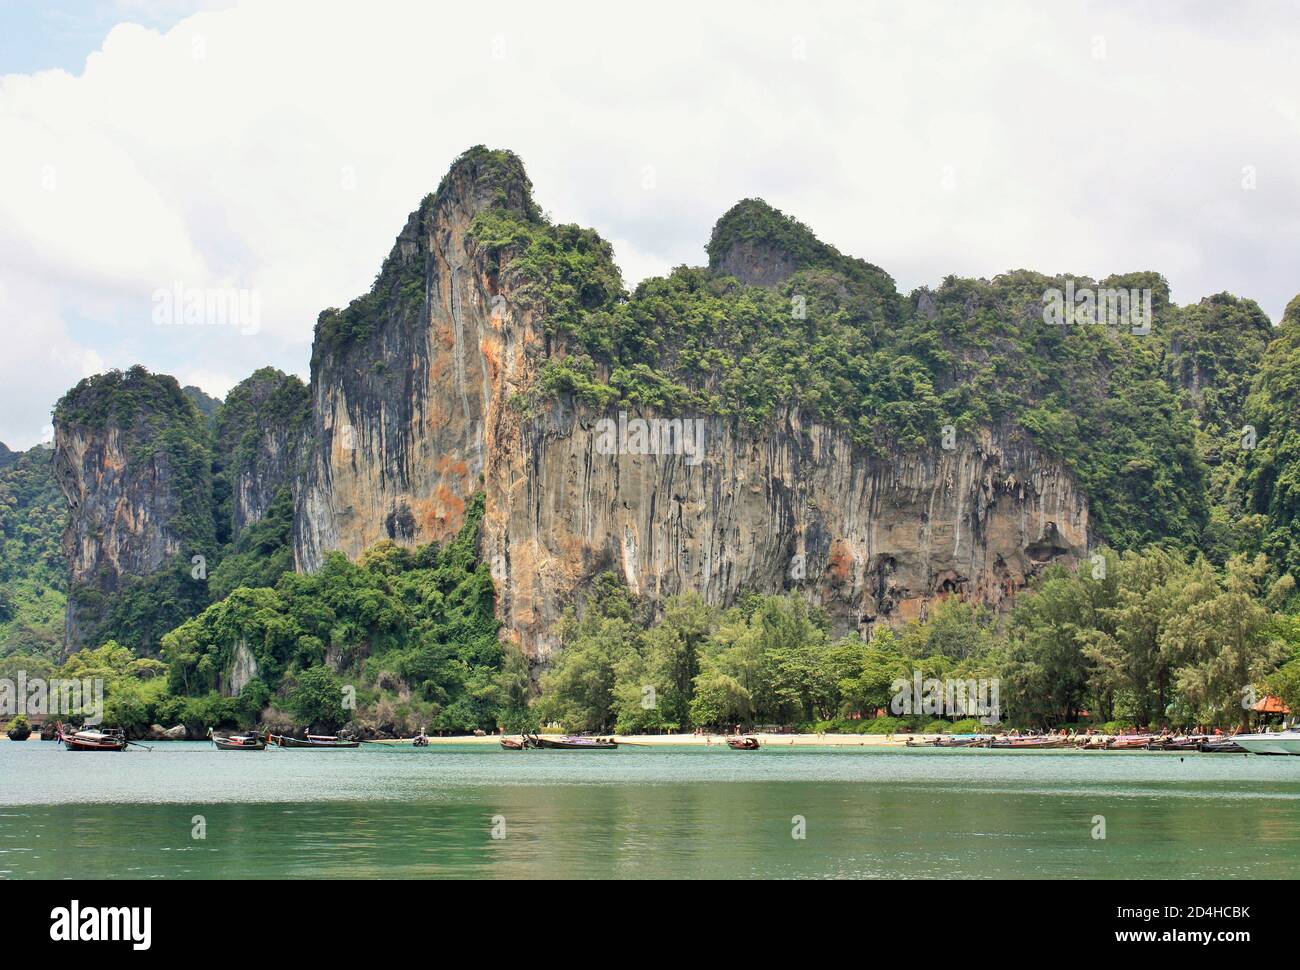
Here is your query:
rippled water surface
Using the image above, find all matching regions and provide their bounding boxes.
[2,742,1298,878]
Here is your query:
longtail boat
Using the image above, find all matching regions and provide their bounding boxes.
[266,732,360,749]
[1147,735,1208,751]
[727,736,760,750]
[500,733,540,749]
[1106,735,1154,750]
[533,735,618,750]
[907,734,988,748]
[1198,738,1246,754]
[210,729,266,750]
[58,726,128,751]
[987,736,1070,749]
[934,735,989,748]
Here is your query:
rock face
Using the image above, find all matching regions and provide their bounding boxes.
[214,368,309,542]
[296,148,1089,659]
[706,198,806,286]
[483,412,1086,656]
[221,640,260,697]
[710,235,798,288]
[54,422,186,650]
[52,367,212,653]
[295,148,541,570]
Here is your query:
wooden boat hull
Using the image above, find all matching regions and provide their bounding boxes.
[59,730,127,751]
[1198,740,1246,753]
[727,737,760,750]
[989,737,1070,749]
[934,736,987,748]
[267,734,360,749]
[212,736,266,750]
[501,734,541,749]
[533,737,618,750]
[1106,737,1153,750]
[1147,737,1208,751]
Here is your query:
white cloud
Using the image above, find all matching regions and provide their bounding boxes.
[1,0,1298,448]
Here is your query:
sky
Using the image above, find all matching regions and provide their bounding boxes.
[0,0,1297,449]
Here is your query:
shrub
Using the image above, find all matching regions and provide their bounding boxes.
[864,716,907,734]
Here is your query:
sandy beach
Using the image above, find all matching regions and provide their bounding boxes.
[0,733,931,746]
[380,733,927,747]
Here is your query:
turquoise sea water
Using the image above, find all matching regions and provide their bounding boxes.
[2,741,1298,879]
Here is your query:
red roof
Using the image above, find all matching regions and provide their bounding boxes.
[1251,695,1291,714]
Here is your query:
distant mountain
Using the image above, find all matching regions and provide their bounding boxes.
[183,385,222,422]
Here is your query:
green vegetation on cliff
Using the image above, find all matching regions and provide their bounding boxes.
[56,365,216,552]
[474,197,1214,552]
[156,494,509,735]
[1243,296,1300,581]
[52,366,306,656]
[305,152,1290,565]
[315,145,549,355]
[0,444,65,659]
[211,367,309,546]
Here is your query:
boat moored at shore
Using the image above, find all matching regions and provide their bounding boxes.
[533,736,618,750]
[210,729,267,750]
[266,733,360,749]
[1232,730,1300,756]
[57,726,129,751]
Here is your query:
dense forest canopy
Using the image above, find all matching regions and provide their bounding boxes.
[536,550,1299,735]
[0,444,65,658]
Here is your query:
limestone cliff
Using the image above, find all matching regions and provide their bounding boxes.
[296,148,1089,658]
[53,367,213,652]
[213,368,309,544]
[295,147,543,570]
[483,412,1085,656]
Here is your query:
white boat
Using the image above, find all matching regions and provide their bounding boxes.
[1233,730,1300,756]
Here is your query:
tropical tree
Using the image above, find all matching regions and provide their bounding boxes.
[1163,555,1290,729]
[287,664,347,729]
